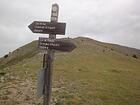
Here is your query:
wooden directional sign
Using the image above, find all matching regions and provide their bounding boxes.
[38,37,76,52]
[28,21,66,35]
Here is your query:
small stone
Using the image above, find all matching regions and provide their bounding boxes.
[0,76,5,82]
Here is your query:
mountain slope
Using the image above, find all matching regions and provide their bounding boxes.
[0,37,140,105]
[0,40,39,69]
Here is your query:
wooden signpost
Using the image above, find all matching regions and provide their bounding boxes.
[28,3,76,105]
[38,37,76,52]
[28,21,66,35]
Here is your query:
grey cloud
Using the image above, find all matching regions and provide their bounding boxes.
[0,0,140,57]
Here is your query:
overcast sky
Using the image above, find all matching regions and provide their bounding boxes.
[0,0,140,57]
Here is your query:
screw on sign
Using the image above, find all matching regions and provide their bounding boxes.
[28,3,76,105]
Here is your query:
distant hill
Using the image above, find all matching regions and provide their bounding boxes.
[0,37,140,69]
[0,40,39,69]
[0,37,140,105]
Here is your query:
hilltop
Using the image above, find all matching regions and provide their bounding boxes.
[0,37,140,105]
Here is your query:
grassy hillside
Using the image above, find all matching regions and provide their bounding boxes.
[0,40,39,69]
[0,37,140,105]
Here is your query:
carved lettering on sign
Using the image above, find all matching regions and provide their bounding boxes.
[28,21,66,35]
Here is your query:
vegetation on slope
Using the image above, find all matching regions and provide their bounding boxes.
[0,40,39,69]
[0,37,140,105]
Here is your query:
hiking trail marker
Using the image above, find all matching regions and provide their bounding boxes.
[28,21,66,35]
[28,3,76,105]
[38,37,76,52]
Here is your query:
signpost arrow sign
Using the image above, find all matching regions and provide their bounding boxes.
[28,21,66,35]
[28,3,75,105]
[38,37,76,52]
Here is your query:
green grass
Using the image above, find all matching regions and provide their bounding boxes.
[0,40,39,69]
[52,51,140,105]
[0,37,140,105]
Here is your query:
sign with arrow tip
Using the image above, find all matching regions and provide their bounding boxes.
[28,3,75,105]
[38,37,76,52]
[28,21,66,35]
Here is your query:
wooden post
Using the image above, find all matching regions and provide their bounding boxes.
[43,3,59,105]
